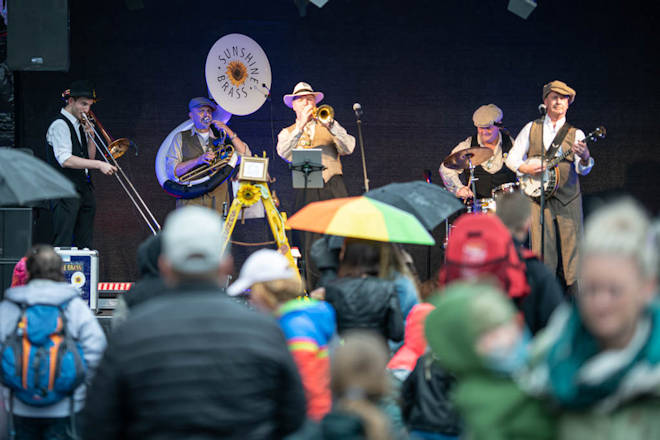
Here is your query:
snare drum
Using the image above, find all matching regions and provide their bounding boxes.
[467,198,496,214]
[491,182,520,199]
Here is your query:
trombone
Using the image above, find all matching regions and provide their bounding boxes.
[81,111,161,235]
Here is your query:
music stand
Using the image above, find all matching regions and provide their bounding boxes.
[291,149,325,190]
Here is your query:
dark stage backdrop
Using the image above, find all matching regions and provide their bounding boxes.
[14,0,660,282]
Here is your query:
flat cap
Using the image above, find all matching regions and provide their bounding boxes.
[188,97,217,112]
[472,104,503,128]
[542,80,576,104]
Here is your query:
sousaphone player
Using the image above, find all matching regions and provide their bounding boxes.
[165,97,251,214]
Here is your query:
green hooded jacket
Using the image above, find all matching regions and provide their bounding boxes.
[425,282,555,440]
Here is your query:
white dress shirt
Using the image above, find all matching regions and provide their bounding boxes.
[276,120,355,162]
[46,108,83,167]
[506,115,594,175]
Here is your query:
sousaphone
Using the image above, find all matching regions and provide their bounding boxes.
[156,34,272,198]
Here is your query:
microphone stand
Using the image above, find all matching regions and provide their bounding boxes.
[539,149,546,262]
[423,169,433,279]
[354,108,370,192]
[467,157,478,213]
[289,160,326,286]
[538,106,547,263]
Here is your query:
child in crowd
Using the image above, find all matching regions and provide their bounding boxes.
[228,249,336,421]
[425,281,555,440]
[321,331,397,440]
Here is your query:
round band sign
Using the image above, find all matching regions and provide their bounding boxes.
[205,34,272,116]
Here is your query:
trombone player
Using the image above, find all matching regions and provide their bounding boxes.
[165,97,251,213]
[277,82,356,288]
[46,80,117,249]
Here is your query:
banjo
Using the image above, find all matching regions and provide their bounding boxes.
[519,126,606,201]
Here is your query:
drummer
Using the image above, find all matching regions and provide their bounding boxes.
[439,104,517,200]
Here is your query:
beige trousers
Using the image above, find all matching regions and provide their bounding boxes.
[529,195,583,286]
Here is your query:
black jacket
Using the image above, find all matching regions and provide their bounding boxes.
[515,245,565,334]
[82,283,306,440]
[123,234,166,309]
[401,354,462,436]
[325,277,404,342]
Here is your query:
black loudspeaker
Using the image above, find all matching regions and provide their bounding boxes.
[7,0,70,71]
[0,208,33,259]
[1,260,18,297]
[0,208,33,293]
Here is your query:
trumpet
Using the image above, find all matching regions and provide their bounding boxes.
[81,111,161,235]
[314,104,334,125]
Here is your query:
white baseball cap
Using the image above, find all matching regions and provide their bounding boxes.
[227,249,296,296]
[162,206,226,274]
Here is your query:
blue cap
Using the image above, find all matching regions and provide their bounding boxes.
[188,97,217,112]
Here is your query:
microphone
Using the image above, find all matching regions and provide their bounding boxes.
[203,116,224,146]
[208,122,222,138]
[538,104,547,116]
[353,102,363,118]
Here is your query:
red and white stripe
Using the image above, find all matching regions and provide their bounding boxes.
[97,282,134,292]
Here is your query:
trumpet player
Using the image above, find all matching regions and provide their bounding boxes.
[46,80,117,249]
[277,82,355,288]
[165,97,251,213]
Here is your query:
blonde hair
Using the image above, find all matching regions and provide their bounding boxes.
[331,331,393,440]
[253,276,303,304]
[583,198,658,280]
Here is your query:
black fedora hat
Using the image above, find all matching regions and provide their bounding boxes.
[67,80,97,100]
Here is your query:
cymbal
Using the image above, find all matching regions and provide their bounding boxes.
[443,147,494,170]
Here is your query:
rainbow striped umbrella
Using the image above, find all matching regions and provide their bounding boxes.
[286,196,435,245]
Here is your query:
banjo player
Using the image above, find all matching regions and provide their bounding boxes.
[505,80,594,297]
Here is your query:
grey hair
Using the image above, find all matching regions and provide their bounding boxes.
[583,198,658,280]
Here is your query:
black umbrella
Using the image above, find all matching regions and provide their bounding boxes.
[0,148,78,206]
[364,181,464,231]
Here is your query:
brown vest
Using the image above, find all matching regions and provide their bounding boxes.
[176,130,228,211]
[286,123,342,182]
[528,119,580,205]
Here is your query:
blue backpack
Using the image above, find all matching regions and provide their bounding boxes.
[0,299,87,407]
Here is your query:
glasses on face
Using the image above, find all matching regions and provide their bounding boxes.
[579,282,626,301]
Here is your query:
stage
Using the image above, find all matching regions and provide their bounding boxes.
[5,0,659,282]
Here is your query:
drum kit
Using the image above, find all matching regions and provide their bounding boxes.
[441,146,520,214]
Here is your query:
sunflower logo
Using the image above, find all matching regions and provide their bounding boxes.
[226,61,248,87]
[71,271,86,287]
[237,183,260,207]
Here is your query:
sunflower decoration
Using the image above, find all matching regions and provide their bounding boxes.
[71,271,86,288]
[226,60,248,87]
[236,183,261,207]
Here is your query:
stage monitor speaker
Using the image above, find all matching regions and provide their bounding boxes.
[7,0,70,71]
[0,207,33,259]
[1,260,19,295]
